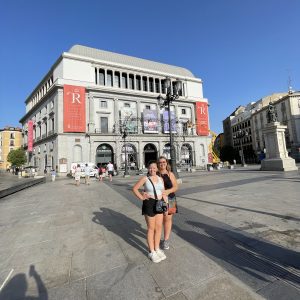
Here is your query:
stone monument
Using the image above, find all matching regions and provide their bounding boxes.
[261,103,298,171]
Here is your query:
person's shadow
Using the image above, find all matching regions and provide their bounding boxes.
[0,265,48,300]
[173,219,300,287]
[92,208,148,254]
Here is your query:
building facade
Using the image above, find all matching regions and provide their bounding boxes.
[20,45,211,174]
[252,91,300,162]
[0,126,22,170]
[222,91,300,163]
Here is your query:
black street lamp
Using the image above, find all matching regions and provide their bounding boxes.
[158,77,182,178]
[122,128,129,177]
[233,129,248,167]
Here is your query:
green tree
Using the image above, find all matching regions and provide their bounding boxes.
[7,148,27,167]
[220,145,239,164]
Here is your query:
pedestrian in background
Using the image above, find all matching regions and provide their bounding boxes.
[157,156,178,250]
[106,161,114,182]
[132,161,167,263]
[74,164,81,186]
[84,163,91,185]
[51,169,56,182]
[98,164,103,182]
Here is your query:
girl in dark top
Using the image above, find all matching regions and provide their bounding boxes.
[158,156,178,250]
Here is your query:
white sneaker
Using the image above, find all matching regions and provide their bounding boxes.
[148,251,161,263]
[155,249,166,261]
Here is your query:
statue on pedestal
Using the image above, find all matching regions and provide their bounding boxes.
[266,102,278,123]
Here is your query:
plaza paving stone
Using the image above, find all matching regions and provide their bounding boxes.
[0,166,299,299]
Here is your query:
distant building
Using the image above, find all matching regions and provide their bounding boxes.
[20,45,211,174]
[252,91,300,162]
[0,126,22,170]
[222,106,245,147]
[222,91,300,163]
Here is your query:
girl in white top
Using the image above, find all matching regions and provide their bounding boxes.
[132,161,167,263]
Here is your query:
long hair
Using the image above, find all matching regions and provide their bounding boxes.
[157,156,171,172]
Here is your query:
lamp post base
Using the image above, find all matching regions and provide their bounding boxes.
[123,170,130,177]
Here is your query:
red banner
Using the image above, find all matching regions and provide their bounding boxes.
[63,85,86,132]
[195,102,209,136]
[28,120,33,152]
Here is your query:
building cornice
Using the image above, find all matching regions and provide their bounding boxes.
[62,52,202,83]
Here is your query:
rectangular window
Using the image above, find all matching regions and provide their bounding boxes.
[161,80,166,94]
[124,103,130,108]
[142,76,148,91]
[122,73,128,88]
[145,105,151,110]
[149,78,154,92]
[100,117,108,133]
[114,72,120,88]
[99,69,105,86]
[136,75,141,90]
[129,74,134,89]
[107,70,113,87]
[100,101,107,108]
[182,109,186,115]
[155,79,160,93]
[95,68,98,84]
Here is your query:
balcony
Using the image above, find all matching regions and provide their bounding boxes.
[48,130,54,136]
[42,133,47,139]
[94,128,118,134]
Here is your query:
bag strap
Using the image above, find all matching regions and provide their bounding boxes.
[147,176,158,200]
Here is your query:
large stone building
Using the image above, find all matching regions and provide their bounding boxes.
[20,45,211,174]
[0,126,22,170]
[222,91,300,163]
[252,91,300,162]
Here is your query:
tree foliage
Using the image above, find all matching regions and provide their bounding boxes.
[7,148,27,167]
[220,145,239,164]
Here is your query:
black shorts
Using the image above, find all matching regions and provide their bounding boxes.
[108,171,113,175]
[142,198,163,217]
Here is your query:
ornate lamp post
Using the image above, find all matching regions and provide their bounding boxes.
[233,129,248,167]
[121,127,129,177]
[158,77,182,178]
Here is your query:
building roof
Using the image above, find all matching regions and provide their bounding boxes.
[0,126,22,132]
[68,45,195,78]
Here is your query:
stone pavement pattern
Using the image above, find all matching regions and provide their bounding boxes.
[0,167,299,299]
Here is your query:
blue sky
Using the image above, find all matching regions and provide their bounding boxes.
[0,0,299,133]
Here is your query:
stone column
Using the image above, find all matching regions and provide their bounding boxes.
[88,94,95,133]
[114,98,119,133]
[138,142,144,169]
[136,100,141,134]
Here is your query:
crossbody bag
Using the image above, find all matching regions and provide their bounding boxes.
[147,176,167,213]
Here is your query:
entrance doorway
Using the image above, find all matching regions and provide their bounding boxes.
[121,143,138,170]
[96,144,114,166]
[144,144,157,167]
[180,143,193,167]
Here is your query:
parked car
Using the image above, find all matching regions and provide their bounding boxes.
[70,163,98,178]
[89,166,98,177]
